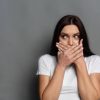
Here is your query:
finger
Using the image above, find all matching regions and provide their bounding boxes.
[58,51,61,56]
[67,44,77,52]
[79,39,83,46]
[58,42,68,50]
[58,51,60,55]
[58,50,63,55]
[58,42,78,51]
[72,52,83,62]
[72,46,83,58]
[70,44,82,54]
[56,44,64,52]
[59,42,70,48]
[58,48,63,54]
[56,43,67,51]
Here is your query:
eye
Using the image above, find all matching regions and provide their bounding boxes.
[74,35,80,39]
[60,35,68,39]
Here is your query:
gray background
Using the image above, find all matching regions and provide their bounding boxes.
[0,0,100,100]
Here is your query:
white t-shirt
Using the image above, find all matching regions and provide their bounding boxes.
[37,54,100,100]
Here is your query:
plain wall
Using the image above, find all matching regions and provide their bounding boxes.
[0,0,100,100]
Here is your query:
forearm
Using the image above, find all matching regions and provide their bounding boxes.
[75,62,98,100]
[42,64,65,100]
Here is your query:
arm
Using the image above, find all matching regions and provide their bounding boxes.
[56,39,100,100]
[75,58,100,100]
[39,64,65,100]
[90,73,100,99]
[39,42,83,100]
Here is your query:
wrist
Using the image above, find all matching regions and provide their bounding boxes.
[75,58,87,72]
[74,56,85,65]
[56,64,66,71]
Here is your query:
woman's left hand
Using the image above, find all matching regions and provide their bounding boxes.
[57,39,84,65]
[74,39,85,65]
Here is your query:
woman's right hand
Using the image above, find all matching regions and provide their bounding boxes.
[56,41,83,69]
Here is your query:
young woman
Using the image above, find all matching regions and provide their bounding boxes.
[37,15,100,100]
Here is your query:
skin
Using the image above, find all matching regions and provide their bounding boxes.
[56,24,83,67]
[39,24,100,100]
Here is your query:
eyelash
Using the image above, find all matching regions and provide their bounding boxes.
[60,35,68,39]
[74,35,80,39]
[60,35,80,39]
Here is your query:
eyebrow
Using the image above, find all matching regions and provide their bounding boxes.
[60,32,80,35]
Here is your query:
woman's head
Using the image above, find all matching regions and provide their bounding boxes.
[49,15,94,57]
[59,24,80,46]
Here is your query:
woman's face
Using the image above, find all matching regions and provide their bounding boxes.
[59,24,80,46]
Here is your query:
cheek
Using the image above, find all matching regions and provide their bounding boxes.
[59,37,80,45]
[73,40,80,45]
[59,37,66,43]
[59,38,69,46]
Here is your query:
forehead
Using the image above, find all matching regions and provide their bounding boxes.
[61,25,80,34]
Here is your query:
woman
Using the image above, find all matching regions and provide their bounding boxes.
[37,15,100,100]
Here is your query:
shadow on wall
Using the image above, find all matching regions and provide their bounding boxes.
[32,75,40,100]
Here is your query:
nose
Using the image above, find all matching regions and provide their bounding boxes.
[68,38,73,46]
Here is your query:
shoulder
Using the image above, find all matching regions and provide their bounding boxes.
[39,54,53,59]
[90,55,100,59]
[39,54,56,63]
[90,55,100,65]
[37,54,56,76]
[85,55,100,62]
[86,55,100,74]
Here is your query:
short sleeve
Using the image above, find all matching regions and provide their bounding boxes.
[36,55,50,76]
[90,55,100,74]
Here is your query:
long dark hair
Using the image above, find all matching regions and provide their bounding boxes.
[49,15,94,57]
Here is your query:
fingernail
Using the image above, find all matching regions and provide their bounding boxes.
[56,42,59,44]
[56,44,59,47]
[81,39,83,43]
